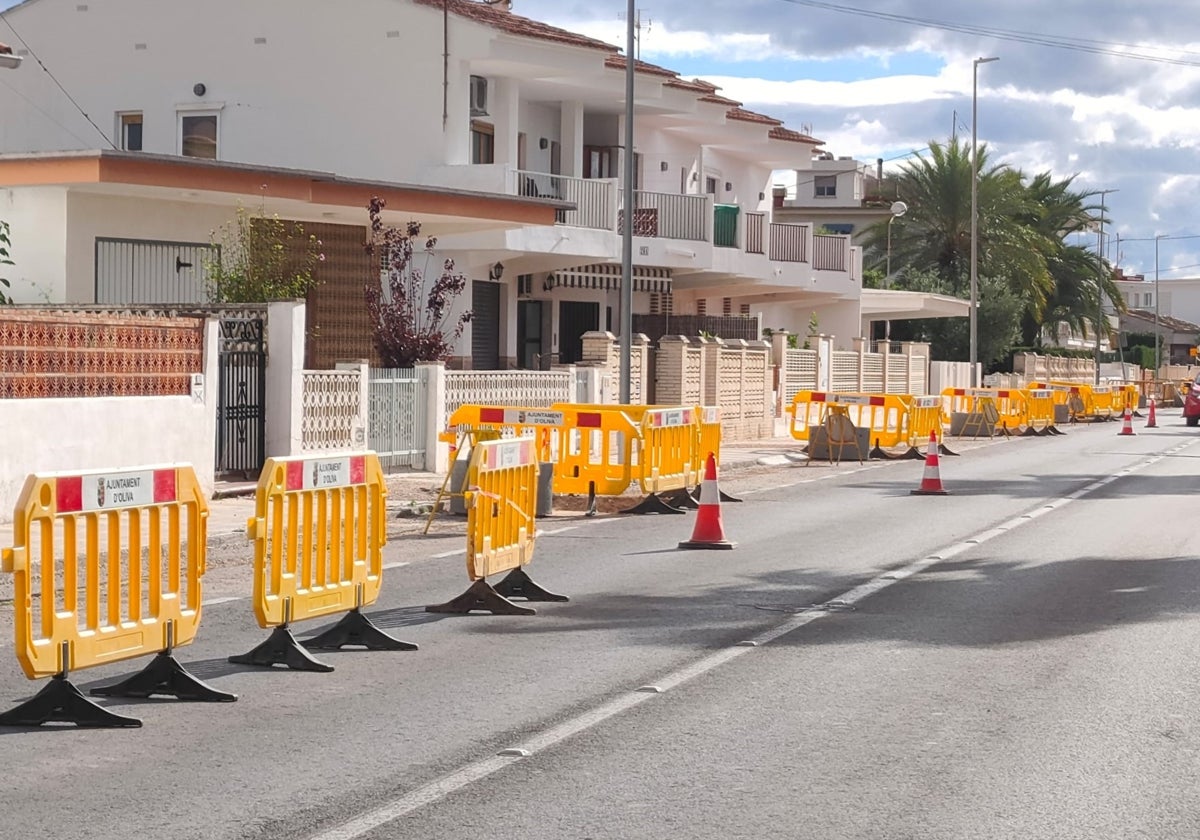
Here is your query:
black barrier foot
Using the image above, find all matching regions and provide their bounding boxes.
[664,489,700,510]
[868,444,893,460]
[900,446,926,460]
[622,493,687,515]
[718,489,743,503]
[305,609,418,652]
[1047,426,1066,436]
[938,443,960,457]
[585,483,598,518]
[0,674,142,728]
[228,625,334,673]
[426,579,537,616]
[493,567,570,603]
[90,652,237,702]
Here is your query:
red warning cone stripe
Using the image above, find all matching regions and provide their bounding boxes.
[1146,398,1158,428]
[1118,407,1136,436]
[678,452,735,550]
[910,430,949,496]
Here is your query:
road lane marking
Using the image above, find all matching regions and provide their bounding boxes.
[307,436,1200,840]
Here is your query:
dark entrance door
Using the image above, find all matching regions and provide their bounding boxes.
[216,317,266,476]
[471,280,501,369]
[559,300,599,364]
[517,300,545,369]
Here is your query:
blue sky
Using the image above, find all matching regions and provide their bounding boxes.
[4,0,1200,280]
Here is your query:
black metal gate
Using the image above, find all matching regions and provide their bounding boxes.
[216,317,266,476]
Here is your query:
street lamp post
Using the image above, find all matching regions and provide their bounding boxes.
[969,56,999,387]
[884,200,907,342]
[1155,234,1163,377]
[1094,188,1118,386]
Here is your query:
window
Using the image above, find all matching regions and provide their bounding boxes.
[118,112,142,151]
[471,120,494,164]
[705,176,718,195]
[697,298,707,316]
[180,113,218,159]
[469,75,489,116]
[722,297,732,316]
[814,175,837,197]
[740,303,751,315]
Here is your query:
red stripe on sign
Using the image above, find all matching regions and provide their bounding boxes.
[870,396,885,406]
[997,390,1009,398]
[350,455,365,484]
[953,389,965,395]
[286,460,304,491]
[153,469,177,503]
[578,412,602,428]
[56,476,83,513]
[480,407,505,422]
[812,392,826,402]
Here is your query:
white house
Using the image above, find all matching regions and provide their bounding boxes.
[0,0,958,367]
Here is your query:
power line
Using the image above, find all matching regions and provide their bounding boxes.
[778,0,1200,68]
[0,11,116,149]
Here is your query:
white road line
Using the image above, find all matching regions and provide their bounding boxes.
[430,548,466,559]
[308,437,1199,840]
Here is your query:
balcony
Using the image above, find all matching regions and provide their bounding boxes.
[768,222,809,262]
[514,170,613,230]
[618,190,708,242]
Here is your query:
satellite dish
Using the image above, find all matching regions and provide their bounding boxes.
[890,201,908,217]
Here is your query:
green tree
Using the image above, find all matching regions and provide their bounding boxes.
[205,205,324,303]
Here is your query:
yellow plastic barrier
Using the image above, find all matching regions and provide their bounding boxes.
[1023,389,1062,435]
[638,406,699,496]
[698,405,722,468]
[427,437,567,615]
[789,392,907,449]
[901,395,947,450]
[0,463,234,729]
[230,451,416,673]
[443,405,564,461]
[552,405,640,499]
[942,388,1029,436]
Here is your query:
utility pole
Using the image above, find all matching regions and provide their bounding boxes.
[1094,188,1118,386]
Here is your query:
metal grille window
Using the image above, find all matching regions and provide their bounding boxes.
[722,297,732,316]
[697,299,707,316]
[740,303,750,315]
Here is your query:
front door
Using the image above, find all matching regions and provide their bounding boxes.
[517,300,544,369]
[471,281,501,369]
[559,300,599,365]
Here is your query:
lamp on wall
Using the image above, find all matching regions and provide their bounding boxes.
[660,161,669,171]
[488,261,504,281]
[539,137,548,150]
[724,181,732,192]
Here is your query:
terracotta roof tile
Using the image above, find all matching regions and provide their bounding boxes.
[604,54,679,78]
[727,107,782,127]
[769,126,823,145]
[413,0,616,53]
[700,93,743,107]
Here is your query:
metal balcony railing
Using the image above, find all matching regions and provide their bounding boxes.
[813,234,848,272]
[513,170,612,230]
[768,222,809,262]
[745,212,765,254]
[619,190,707,241]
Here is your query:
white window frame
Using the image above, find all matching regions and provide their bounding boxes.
[176,103,224,160]
[116,111,143,152]
[814,175,837,198]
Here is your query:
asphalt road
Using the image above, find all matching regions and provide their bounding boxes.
[1,414,1198,840]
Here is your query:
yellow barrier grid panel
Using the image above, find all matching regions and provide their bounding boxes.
[896,395,953,458]
[551,405,641,515]
[789,392,906,462]
[1021,390,1066,436]
[229,452,416,674]
[427,437,568,616]
[624,406,701,514]
[0,463,235,729]
[695,405,743,504]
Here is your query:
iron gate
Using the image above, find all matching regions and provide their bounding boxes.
[216,317,266,475]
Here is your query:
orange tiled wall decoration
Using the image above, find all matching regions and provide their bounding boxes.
[0,311,205,399]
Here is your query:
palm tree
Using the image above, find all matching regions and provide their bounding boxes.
[866,140,1122,363]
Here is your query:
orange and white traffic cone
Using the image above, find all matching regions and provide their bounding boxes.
[678,452,735,550]
[1146,398,1158,428]
[1118,407,1136,436]
[910,430,949,496]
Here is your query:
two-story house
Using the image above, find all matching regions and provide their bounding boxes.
[0,0,948,367]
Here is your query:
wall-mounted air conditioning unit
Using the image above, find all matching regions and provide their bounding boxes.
[469,75,489,117]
